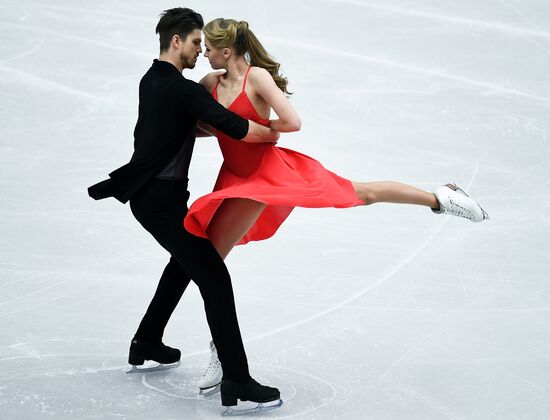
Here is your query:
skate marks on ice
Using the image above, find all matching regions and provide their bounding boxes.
[323,0,550,40]
[0,353,201,418]
[0,36,45,64]
[266,38,550,103]
[0,251,160,317]
[0,354,155,418]
[0,63,111,104]
[139,362,337,418]
[2,0,154,25]
[240,165,480,346]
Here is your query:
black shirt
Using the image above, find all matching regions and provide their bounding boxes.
[88,59,249,203]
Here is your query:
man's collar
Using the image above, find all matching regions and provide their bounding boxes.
[153,59,184,76]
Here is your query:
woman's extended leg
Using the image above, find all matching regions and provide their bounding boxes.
[206,198,267,260]
[352,181,439,208]
[353,181,489,222]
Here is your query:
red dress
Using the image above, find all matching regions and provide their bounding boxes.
[184,68,363,245]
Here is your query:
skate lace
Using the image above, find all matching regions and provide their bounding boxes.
[448,198,473,219]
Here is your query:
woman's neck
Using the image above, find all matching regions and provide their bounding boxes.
[223,58,249,83]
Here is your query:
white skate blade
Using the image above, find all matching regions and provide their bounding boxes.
[126,360,181,374]
[199,383,221,397]
[221,399,283,416]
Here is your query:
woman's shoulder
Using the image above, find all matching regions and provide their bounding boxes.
[247,66,275,90]
[248,66,271,80]
[199,71,226,92]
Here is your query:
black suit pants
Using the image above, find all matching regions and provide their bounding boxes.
[130,179,250,382]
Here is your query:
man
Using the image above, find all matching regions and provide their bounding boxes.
[88,7,281,412]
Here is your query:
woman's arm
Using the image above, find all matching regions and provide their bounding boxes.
[244,121,279,144]
[250,67,301,133]
[181,79,278,144]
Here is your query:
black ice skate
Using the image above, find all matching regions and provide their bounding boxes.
[126,337,181,374]
[220,378,283,416]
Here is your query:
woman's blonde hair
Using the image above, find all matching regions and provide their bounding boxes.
[204,18,290,94]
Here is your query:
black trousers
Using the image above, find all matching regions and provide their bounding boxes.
[129,178,250,382]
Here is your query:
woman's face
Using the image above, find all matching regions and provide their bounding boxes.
[204,39,225,69]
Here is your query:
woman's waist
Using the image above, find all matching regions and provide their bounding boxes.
[218,139,268,177]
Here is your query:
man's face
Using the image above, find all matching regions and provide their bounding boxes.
[179,29,203,69]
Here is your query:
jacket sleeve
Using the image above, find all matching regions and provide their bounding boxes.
[176,81,249,139]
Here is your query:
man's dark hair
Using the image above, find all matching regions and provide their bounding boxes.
[155,8,204,53]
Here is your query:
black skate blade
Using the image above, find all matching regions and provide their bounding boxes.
[126,360,181,374]
[199,383,221,398]
[221,399,283,416]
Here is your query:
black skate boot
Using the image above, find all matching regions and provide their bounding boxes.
[220,378,282,416]
[127,337,181,373]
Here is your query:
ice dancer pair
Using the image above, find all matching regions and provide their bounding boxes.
[89,8,282,417]
[90,9,488,418]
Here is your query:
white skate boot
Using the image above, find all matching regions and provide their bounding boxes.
[432,183,489,222]
[198,341,222,397]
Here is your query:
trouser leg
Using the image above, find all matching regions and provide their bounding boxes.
[134,256,191,343]
[130,179,251,382]
[178,230,250,382]
[154,227,250,382]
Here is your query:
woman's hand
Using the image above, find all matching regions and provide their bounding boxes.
[242,121,279,144]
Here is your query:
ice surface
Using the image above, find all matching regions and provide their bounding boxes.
[1,0,550,419]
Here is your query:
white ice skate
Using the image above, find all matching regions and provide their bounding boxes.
[198,341,222,397]
[432,183,489,222]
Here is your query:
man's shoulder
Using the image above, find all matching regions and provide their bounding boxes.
[173,77,209,95]
[199,71,225,92]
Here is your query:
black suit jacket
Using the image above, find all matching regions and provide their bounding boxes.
[88,60,248,203]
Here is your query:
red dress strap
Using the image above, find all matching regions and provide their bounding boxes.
[212,75,222,100]
[213,68,250,99]
[241,66,252,92]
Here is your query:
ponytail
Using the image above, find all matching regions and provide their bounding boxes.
[204,18,291,94]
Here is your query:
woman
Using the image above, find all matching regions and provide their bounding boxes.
[189,18,489,395]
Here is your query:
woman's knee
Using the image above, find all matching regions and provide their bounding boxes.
[356,184,378,205]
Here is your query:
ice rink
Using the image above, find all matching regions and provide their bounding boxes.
[2,0,550,418]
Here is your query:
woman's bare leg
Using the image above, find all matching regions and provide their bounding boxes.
[206,198,267,260]
[352,181,439,208]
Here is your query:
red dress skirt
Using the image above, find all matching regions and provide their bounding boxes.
[184,70,363,245]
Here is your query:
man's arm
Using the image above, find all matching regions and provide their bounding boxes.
[195,72,225,137]
[196,119,279,142]
[196,121,216,137]
[179,81,278,143]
